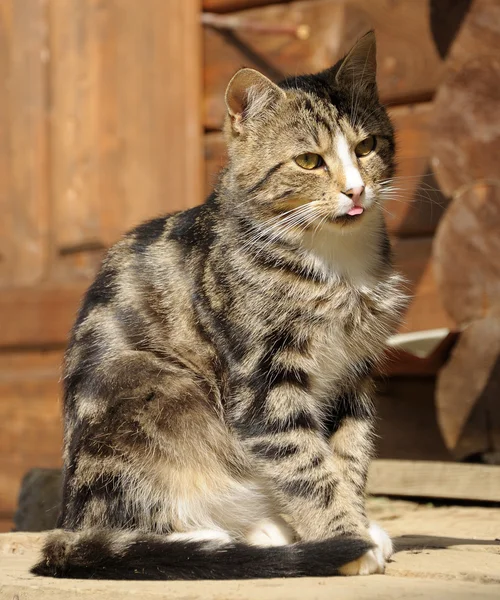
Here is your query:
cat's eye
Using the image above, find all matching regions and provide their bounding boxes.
[294,153,324,170]
[355,135,376,157]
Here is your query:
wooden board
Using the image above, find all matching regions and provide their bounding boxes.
[48,0,203,283]
[0,285,86,349]
[375,378,452,462]
[0,0,49,288]
[368,459,500,502]
[205,103,449,237]
[204,0,290,12]
[392,237,454,334]
[0,351,63,517]
[203,0,444,129]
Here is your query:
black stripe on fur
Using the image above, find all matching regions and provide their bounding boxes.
[32,530,371,580]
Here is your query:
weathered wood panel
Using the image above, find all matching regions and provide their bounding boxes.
[368,460,500,502]
[204,0,290,12]
[49,0,203,283]
[375,377,452,461]
[393,237,454,334]
[0,351,63,518]
[0,285,86,349]
[204,104,448,237]
[0,0,49,288]
[203,0,444,129]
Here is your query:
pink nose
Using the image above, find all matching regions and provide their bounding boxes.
[344,186,365,206]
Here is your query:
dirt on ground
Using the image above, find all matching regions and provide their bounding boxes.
[1,497,499,599]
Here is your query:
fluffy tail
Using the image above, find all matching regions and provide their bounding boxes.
[31,529,371,580]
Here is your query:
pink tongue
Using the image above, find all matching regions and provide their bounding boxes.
[347,206,364,216]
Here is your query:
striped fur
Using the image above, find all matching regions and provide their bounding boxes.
[33,32,406,580]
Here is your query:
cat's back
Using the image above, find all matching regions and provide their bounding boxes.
[63,200,220,406]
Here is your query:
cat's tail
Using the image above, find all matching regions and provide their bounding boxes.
[31,529,372,580]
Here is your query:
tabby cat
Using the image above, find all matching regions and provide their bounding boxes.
[33,31,406,580]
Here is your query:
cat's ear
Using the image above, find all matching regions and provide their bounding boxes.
[225,68,286,133]
[335,31,377,92]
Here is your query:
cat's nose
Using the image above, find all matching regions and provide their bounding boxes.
[343,186,365,206]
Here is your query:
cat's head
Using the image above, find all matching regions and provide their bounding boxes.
[222,31,395,235]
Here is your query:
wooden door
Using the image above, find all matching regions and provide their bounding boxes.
[0,0,202,531]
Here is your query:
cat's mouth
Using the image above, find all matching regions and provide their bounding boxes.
[329,206,365,225]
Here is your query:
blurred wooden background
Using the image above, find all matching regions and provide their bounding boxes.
[0,0,488,529]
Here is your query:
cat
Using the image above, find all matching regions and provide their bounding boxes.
[32,31,406,580]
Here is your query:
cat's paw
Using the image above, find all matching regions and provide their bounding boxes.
[246,518,295,547]
[368,521,393,560]
[339,522,392,576]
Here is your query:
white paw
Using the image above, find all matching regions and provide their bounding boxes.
[339,548,384,576]
[246,518,295,547]
[167,529,232,546]
[369,521,393,560]
[339,522,392,576]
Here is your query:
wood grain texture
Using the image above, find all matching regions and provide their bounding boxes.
[367,459,500,502]
[375,378,452,462]
[49,0,203,283]
[393,237,454,334]
[0,285,86,349]
[433,182,500,326]
[0,350,63,517]
[204,0,290,12]
[205,104,449,237]
[0,0,49,288]
[436,317,500,459]
[203,0,444,129]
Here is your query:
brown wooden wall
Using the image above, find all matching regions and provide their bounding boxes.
[0,0,473,530]
[0,0,202,530]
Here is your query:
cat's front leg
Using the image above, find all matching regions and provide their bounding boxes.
[327,382,393,574]
[241,409,374,545]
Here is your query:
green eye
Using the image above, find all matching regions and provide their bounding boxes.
[294,153,324,170]
[355,135,376,157]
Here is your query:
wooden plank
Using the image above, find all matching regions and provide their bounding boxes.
[367,459,500,502]
[0,350,63,516]
[0,516,13,533]
[393,237,454,333]
[49,0,203,283]
[375,378,452,462]
[203,0,444,129]
[0,285,86,348]
[0,0,49,287]
[204,0,290,12]
[204,104,449,237]
[388,104,449,237]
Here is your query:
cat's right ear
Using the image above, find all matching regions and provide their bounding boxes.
[225,68,286,134]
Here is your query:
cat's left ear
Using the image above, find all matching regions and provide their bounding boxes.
[334,31,377,92]
[225,68,286,134]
